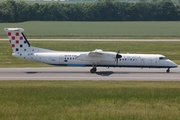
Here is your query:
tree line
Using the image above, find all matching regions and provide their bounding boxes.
[0,0,180,22]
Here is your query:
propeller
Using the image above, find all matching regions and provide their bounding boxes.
[116,48,122,64]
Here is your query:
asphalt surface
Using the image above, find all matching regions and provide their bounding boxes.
[0,67,179,80]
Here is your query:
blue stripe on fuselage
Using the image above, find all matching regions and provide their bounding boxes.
[50,64,177,68]
[67,64,86,67]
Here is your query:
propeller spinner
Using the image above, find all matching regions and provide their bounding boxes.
[116,48,122,64]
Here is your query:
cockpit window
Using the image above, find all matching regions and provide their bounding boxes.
[159,57,167,60]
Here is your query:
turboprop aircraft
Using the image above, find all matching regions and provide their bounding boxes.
[4,28,177,73]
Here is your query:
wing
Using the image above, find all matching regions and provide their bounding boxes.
[76,49,104,61]
[88,49,103,57]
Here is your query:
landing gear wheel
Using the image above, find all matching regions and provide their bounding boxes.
[166,68,170,73]
[90,68,97,73]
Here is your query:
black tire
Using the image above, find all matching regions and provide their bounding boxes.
[90,68,97,73]
[166,69,170,73]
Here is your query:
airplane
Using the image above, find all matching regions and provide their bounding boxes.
[4,28,178,73]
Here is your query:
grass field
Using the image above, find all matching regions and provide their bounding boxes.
[0,41,180,67]
[1,21,180,38]
[0,81,180,120]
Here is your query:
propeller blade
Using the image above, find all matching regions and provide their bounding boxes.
[115,48,122,65]
[117,48,120,54]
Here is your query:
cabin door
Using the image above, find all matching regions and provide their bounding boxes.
[140,57,144,66]
[59,56,64,64]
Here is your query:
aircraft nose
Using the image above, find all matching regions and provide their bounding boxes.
[174,63,178,68]
[169,61,178,68]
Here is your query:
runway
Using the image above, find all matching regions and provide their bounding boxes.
[0,67,179,81]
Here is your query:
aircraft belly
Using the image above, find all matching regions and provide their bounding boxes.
[33,53,60,64]
[118,61,140,67]
[42,56,59,64]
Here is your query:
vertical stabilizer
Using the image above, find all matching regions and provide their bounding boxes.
[4,28,32,53]
[4,28,55,55]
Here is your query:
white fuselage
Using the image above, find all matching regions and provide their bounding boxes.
[13,51,177,69]
[4,28,177,73]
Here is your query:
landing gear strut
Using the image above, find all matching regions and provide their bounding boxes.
[166,68,170,73]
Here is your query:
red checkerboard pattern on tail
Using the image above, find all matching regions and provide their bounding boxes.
[4,28,55,55]
[4,28,31,53]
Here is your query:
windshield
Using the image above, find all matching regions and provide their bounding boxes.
[159,57,167,60]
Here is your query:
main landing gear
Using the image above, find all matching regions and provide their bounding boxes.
[90,67,97,73]
[166,68,170,73]
[90,64,97,73]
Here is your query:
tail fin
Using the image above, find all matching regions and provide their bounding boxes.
[4,28,55,54]
[4,28,32,53]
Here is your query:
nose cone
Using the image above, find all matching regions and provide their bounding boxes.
[169,60,178,68]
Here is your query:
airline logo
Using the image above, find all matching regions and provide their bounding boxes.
[6,31,30,53]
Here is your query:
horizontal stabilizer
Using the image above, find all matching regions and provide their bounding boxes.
[4,28,24,32]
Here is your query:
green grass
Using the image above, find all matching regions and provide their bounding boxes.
[0,81,180,120]
[1,21,180,38]
[0,41,180,67]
